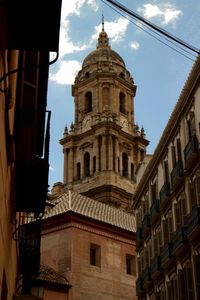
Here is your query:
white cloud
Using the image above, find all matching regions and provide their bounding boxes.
[58,0,99,57]
[61,0,98,21]
[138,3,182,25]
[49,60,81,85]
[130,41,140,50]
[59,20,88,57]
[49,166,55,172]
[91,17,129,43]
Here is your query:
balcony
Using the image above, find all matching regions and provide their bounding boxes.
[184,135,199,169]
[186,207,200,241]
[160,181,170,208]
[136,277,144,297]
[19,220,41,276]
[142,267,152,289]
[15,109,51,213]
[142,214,151,238]
[150,200,160,225]
[170,160,184,189]
[160,243,174,269]
[172,227,188,256]
[150,256,162,279]
[136,227,143,250]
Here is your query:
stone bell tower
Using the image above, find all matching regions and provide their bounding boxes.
[60,20,149,211]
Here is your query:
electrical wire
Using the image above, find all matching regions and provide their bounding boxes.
[102,0,200,56]
[102,0,196,62]
[0,51,59,93]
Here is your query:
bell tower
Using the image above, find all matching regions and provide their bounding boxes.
[60,21,149,211]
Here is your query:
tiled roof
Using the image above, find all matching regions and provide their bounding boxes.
[43,190,136,232]
[35,264,69,286]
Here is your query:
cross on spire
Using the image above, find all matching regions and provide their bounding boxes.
[102,13,104,31]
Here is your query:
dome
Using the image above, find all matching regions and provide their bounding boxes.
[82,22,125,68]
[82,47,125,68]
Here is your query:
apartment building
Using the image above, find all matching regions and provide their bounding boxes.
[133,56,200,300]
[0,1,62,299]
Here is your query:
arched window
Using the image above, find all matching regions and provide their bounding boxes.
[85,91,92,113]
[93,156,96,173]
[77,162,81,180]
[84,152,90,177]
[119,92,126,114]
[122,152,128,177]
[131,163,134,181]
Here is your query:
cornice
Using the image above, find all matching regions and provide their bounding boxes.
[41,212,135,244]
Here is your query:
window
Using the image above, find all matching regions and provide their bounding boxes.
[122,152,128,177]
[77,162,81,180]
[126,254,135,275]
[90,244,101,267]
[131,163,134,181]
[84,152,90,177]
[119,92,126,114]
[93,156,96,173]
[85,91,92,113]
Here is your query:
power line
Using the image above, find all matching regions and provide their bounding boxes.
[102,0,200,56]
[102,0,196,62]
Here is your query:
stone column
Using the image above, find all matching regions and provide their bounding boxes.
[102,134,107,170]
[68,148,74,183]
[63,148,69,184]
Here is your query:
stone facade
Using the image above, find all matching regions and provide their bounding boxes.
[133,56,200,300]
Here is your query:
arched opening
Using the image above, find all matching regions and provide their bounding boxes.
[131,163,134,181]
[77,162,81,180]
[119,92,126,114]
[85,91,92,113]
[93,156,96,173]
[122,152,128,177]
[84,152,90,177]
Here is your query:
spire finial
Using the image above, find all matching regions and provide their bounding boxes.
[102,13,104,31]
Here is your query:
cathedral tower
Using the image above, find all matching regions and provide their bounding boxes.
[60,22,149,211]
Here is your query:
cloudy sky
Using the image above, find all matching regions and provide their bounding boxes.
[47,0,200,189]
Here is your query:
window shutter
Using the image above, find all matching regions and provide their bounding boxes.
[181,192,187,222]
[173,277,179,300]
[194,255,200,299]
[186,263,194,300]
[168,213,173,241]
[188,181,196,209]
[174,203,181,229]
[163,220,168,245]
[167,281,173,300]
[196,172,200,206]
[178,270,187,300]
[154,234,158,256]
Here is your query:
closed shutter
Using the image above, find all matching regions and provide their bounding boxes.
[168,212,173,241]
[196,172,200,206]
[163,220,168,245]
[194,255,200,299]
[174,203,181,229]
[188,180,197,208]
[178,270,187,300]
[173,277,179,300]
[154,234,158,256]
[186,262,194,300]
[181,192,187,223]
[167,281,173,300]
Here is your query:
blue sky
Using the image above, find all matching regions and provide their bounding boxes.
[47,0,200,190]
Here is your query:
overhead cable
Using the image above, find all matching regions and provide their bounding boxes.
[103,0,200,55]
